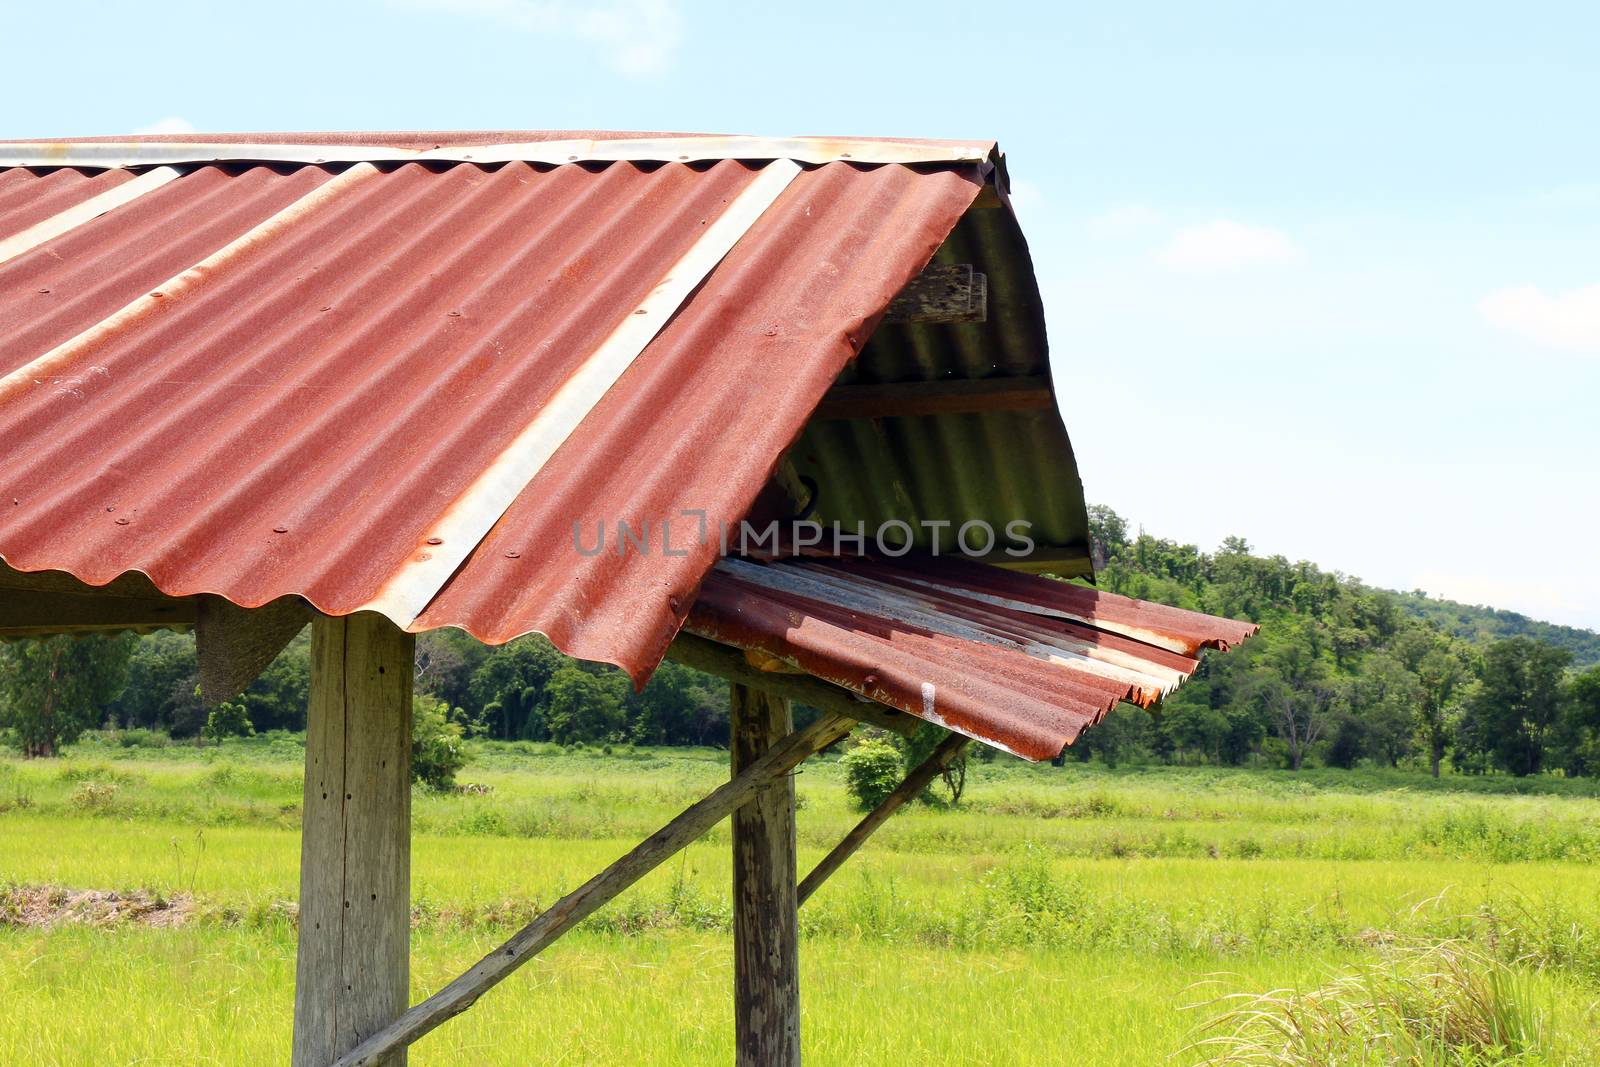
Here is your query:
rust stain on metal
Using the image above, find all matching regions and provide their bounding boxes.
[685,556,1256,762]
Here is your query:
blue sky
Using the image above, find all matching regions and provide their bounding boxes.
[7,1,1598,629]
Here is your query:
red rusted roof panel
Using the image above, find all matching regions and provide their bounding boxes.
[685,555,1257,761]
[413,162,984,675]
[0,137,987,682]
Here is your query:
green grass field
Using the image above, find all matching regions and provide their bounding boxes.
[2,735,1598,1065]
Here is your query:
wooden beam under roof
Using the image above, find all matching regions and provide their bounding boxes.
[812,375,1054,421]
[0,564,197,637]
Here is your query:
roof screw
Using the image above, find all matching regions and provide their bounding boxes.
[273,526,288,534]
[504,550,520,559]
[668,596,681,613]
[150,291,164,299]
[426,536,443,545]
[105,505,115,512]
[114,517,130,526]
[447,310,461,317]
[37,288,49,294]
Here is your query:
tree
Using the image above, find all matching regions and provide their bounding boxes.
[202,699,254,743]
[1554,665,1600,777]
[1459,637,1571,776]
[0,634,135,757]
[467,636,565,740]
[412,694,467,790]
[542,665,626,745]
[108,631,197,729]
[1413,646,1469,777]
[1346,651,1421,767]
[1249,625,1335,771]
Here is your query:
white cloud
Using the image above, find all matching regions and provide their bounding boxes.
[393,0,682,77]
[1157,219,1300,273]
[133,116,196,136]
[1084,203,1160,236]
[1479,282,1600,354]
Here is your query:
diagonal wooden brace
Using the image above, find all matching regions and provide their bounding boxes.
[327,711,856,1067]
[798,732,971,906]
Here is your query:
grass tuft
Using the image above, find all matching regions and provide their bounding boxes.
[1182,941,1592,1066]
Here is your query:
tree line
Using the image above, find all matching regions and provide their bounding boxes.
[2,504,1597,777]
[1075,506,1600,776]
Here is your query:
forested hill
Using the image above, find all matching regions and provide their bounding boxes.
[1088,506,1599,667]
[1083,504,1600,777]
[1390,590,1599,667]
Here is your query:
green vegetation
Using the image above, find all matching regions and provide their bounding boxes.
[840,737,903,809]
[1081,506,1600,779]
[2,739,1598,1064]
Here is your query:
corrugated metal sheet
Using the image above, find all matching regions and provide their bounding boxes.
[686,554,1258,761]
[2,134,1051,682]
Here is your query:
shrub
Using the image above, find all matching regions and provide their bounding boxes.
[202,701,254,744]
[412,695,467,791]
[841,739,903,810]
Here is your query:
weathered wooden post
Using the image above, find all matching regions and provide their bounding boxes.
[729,683,801,1066]
[293,613,415,1067]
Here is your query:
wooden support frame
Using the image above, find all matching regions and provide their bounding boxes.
[666,633,918,737]
[798,733,971,906]
[328,712,855,1067]
[731,684,801,1066]
[294,614,415,1067]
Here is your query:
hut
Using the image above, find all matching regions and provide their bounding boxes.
[0,132,1256,1065]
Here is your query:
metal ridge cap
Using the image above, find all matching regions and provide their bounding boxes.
[0,135,999,171]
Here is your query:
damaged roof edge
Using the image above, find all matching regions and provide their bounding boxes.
[0,135,1000,171]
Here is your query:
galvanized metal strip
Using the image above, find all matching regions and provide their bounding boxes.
[801,560,1191,692]
[719,559,1181,698]
[0,136,992,171]
[0,165,184,265]
[361,159,805,627]
[0,163,379,402]
[878,571,1197,655]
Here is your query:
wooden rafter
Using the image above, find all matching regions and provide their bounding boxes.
[811,375,1053,422]
[666,633,919,737]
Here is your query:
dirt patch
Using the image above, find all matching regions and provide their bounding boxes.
[0,886,196,929]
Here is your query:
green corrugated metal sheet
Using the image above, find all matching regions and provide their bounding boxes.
[788,197,1091,574]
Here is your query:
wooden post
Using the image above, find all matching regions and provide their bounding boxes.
[329,713,853,1067]
[294,613,414,1067]
[730,683,801,1067]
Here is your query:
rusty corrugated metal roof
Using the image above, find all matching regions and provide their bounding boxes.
[686,554,1258,761]
[2,132,1083,683]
